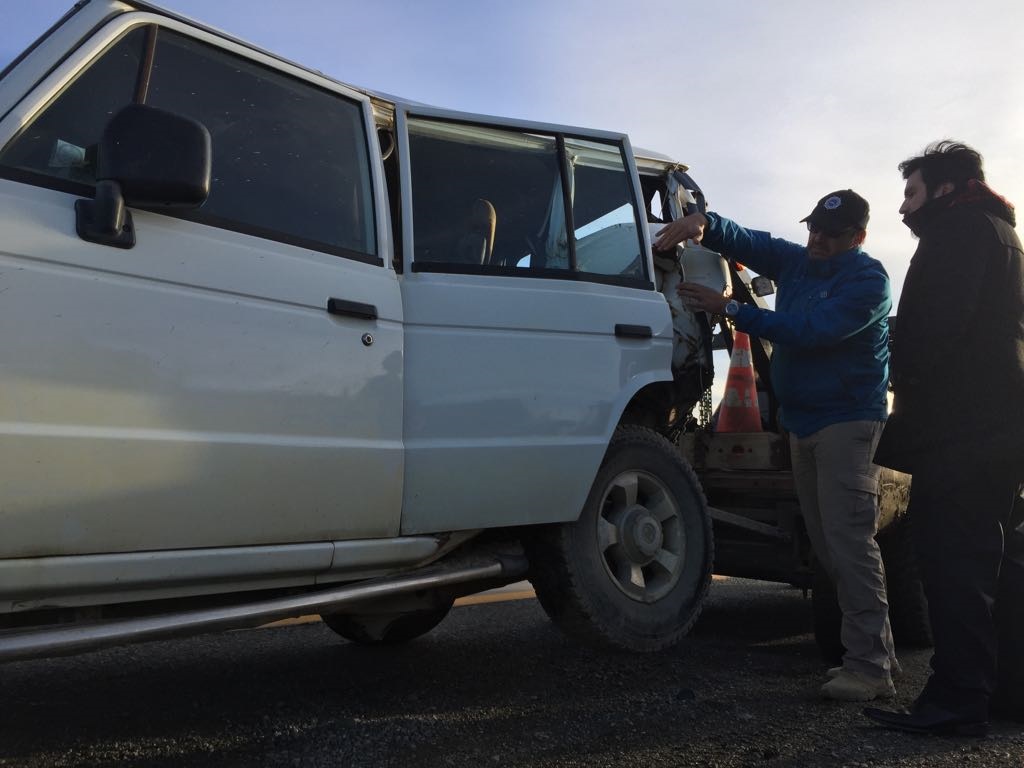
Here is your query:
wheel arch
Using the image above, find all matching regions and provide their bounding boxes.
[524,423,714,651]
[607,373,678,434]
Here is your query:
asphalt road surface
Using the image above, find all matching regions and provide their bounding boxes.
[2,578,1022,767]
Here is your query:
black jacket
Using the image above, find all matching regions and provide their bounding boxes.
[874,182,1024,474]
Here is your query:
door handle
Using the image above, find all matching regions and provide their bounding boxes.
[327,298,378,321]
[615,324,652,339]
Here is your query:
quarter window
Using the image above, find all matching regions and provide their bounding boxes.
[569,138,645,281]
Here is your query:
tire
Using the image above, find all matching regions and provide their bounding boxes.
[525,425,713,652]
[321,598,454,646]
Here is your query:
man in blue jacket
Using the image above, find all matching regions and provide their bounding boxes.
[654,191,896,701]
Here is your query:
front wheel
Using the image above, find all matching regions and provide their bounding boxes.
[526,425,713,652]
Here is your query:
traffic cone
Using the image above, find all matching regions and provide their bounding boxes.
[716,331,762,432]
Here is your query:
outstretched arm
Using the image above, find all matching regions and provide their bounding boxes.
[657,212,804,281]
[738,268,891,347]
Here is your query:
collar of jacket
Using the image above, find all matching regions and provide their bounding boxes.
[902,197,945,238]
[806,246,862,277]
[902,179,1017,237]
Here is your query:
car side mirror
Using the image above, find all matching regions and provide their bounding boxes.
[75,104,212,248]
[750,275,775,297]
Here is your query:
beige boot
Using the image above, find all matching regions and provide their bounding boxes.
[828,658,902,679]
[820,669,896,701]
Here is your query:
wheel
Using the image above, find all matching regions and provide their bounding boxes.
[525,425,713,652]
[321,598,454,646]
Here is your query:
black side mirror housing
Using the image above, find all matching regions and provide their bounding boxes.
[76,104,212,248]
[750,275,776,297]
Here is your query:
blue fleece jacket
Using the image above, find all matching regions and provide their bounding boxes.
[703,212,891,437]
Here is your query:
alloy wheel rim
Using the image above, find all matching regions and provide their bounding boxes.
[596,469,686,602]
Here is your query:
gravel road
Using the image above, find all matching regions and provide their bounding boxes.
[1,578,1021,767]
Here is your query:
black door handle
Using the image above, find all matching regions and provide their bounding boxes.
[615,324,652,339]
[327,298,378,320]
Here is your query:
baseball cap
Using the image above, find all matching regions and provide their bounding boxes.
[800,189,870,232]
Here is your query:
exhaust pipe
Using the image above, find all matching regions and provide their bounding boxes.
[0,554,528,663]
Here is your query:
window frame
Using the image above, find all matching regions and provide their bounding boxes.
[0,14,390,268]
[397,106,653,290]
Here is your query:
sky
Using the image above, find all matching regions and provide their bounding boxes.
[3,0,1023,304]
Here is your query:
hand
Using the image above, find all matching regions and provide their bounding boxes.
[677,281,731,314]
[654,213,708,252]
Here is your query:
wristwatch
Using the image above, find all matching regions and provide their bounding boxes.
[723,299,740,317]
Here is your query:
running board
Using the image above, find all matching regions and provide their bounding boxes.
[708,506,791,542]
[0,555,528,663]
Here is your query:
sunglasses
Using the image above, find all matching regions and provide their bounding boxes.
[806,222,856,238]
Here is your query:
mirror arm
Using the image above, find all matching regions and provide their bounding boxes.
[75,180,136,249]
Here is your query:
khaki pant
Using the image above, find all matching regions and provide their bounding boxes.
[791,420,896,679]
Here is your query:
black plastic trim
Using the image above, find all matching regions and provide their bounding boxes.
[326,297,378,320]
[555,134,577,271]
[615,324,653,339]
[74,180,136,249]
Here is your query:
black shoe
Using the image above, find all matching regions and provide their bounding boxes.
[863,699,989,737]
[991,694,1024,724]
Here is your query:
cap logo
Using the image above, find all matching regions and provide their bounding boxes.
[823,196,842,210]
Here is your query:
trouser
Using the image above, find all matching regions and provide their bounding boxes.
[791,420,896,679]
[909,451,1024,719]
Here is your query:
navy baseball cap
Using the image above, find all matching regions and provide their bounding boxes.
[800,189,870,231]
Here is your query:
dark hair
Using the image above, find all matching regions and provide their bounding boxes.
[898,140,984,195]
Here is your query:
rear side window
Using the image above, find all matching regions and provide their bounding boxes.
[0,25,377,262]
[407,117,647,285]
[408,120,568,272]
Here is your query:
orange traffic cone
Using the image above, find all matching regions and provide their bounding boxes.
[716,331,762,433]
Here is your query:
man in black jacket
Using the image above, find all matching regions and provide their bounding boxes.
[865,141,1024,736]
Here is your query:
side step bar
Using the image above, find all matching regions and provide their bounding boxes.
[708,506,791,542]
[0,554,529,663]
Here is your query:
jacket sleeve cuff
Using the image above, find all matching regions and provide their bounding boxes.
[733,302,757,330]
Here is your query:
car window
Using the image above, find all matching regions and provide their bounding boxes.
[569,137,646,281]
[407,117,646,284]
[408,118,568,273]
[0,27,147,187]
[0,25,377,262]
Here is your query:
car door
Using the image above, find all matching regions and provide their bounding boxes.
[0,15,403,559]
[395,108,673,534]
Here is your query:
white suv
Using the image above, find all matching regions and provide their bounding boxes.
[0,1,719,660]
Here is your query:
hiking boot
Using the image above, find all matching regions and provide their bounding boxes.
[991,691,1024,724]
[821,669,896,702]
